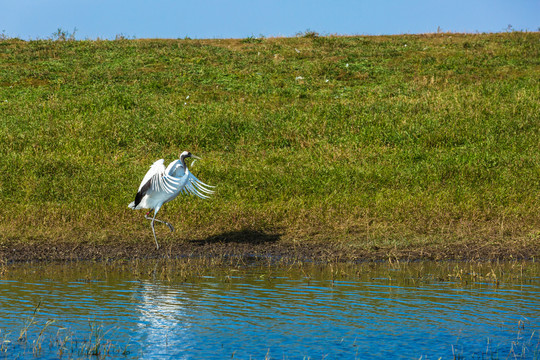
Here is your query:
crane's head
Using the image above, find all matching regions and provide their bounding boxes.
[180,151,201,160]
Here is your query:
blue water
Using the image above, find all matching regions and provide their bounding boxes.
[0,262,538,359]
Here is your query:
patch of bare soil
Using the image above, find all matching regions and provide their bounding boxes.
[1,230,537,263]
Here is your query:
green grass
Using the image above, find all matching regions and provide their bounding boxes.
[0,32,538,252]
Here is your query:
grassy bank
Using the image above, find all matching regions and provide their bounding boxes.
[0,32,538,258]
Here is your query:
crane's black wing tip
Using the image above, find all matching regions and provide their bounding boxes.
[134,178,152,208]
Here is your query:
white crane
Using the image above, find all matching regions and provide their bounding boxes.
[128,151,214,249]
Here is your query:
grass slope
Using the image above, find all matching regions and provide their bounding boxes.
[0,32,538,256]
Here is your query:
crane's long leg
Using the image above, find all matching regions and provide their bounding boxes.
[145,208,174,250]
[145,212,174,232]
[148,211,160,250]
[151,216,159,250]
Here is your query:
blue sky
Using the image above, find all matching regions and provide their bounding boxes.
[2,0,539,40]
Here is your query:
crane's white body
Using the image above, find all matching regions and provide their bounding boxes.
[128,152,214,249]
[128,159,211,210]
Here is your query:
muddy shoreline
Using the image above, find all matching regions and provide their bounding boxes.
[1,235,537,264]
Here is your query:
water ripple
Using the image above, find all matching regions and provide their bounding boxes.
[0,262,538,359]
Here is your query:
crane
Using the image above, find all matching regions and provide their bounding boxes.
[128,151,214,249]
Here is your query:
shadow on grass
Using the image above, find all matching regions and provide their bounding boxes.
[192,229,282,245]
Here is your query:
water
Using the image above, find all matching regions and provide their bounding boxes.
[0,260,538,359]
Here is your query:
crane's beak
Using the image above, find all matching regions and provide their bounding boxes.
[191,154,201,160]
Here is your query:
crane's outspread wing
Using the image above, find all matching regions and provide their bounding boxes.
[138,159,165,192]
[179,169,215,199]
[129,158,215,210]
[129,159,183,209]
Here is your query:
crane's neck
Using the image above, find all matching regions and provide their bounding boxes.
[179,153,189,171]
[166,156,189,178]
